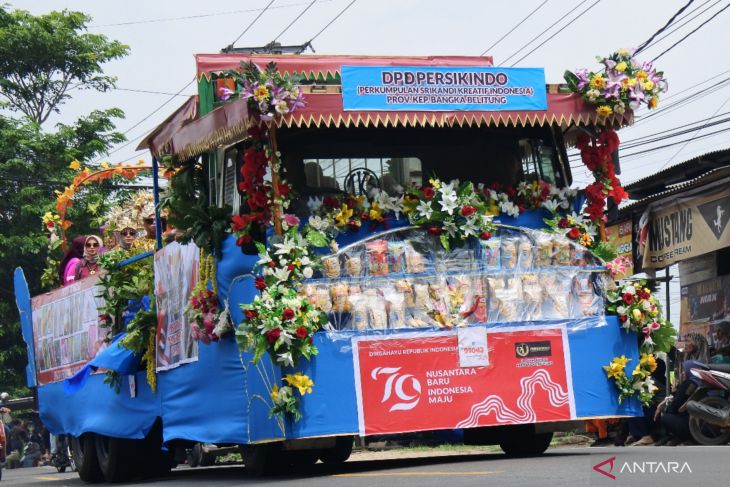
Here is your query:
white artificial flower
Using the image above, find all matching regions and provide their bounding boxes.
[329,240,339,253]
[274,238,297,255]
[542,199,559,213]
[276,352,294,367]
[307,197,323,213]
[443,220,458,238]
[624,285,636,295]
[461,219,479,237]
[272,267,291,282]
[416,200,434,220]
[302,267,313,279]
[616,305,626,315]
[300,256,311,266]
[438,189,459,215]
[499,201,520,218]
[642,300,652,312]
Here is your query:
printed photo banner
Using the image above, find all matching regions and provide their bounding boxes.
[155,242,200,371]
[606,220,634,279]
[31,275,105,385]
[637,182,730,269]
[341,66,547,112]
[352,325,575,436]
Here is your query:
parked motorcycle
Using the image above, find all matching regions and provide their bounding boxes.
[685,363,730,445]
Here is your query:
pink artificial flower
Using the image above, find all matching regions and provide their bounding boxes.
[284,214,300,227]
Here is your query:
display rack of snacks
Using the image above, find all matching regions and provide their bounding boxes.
[302,226,607,331]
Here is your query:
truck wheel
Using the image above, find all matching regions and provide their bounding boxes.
[318,436,354,465]
[285,450,319,466]
[499,431,553,457]
[689,396,730,445]
[186,446,200,467]
[240,443,279,476]
[71,434,103,483]
[94,434,136,482]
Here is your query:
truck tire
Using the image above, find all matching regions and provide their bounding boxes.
[94,434,138,482]
[499,431,553,457]
[193,443,215,467]
[186,446,200,467]
[318,436,354,465]
[71,434,103,483]
[240,443,279,476]
[140,421,175,477]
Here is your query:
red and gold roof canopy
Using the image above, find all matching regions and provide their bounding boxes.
[139,54,631,160]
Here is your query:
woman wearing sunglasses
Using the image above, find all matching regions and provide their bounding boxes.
[118,226,138,250]
[73,235,104,281]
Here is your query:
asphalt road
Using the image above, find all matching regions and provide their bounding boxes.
[1,445,726,487]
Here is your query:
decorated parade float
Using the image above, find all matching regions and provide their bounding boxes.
[15,50,675,481]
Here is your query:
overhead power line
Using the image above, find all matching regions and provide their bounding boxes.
[634,0,695,55]
[224,0,277,52]
[272,0,317,43]
[509,0,602,67]
[307,0,358,47]
[89,1,331,28]
[651,2,730,61]
[478,0,549,57]
[113,87,193,97]
[640,0,721,53]
[500,0,589,65]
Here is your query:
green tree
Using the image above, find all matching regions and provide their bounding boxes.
[0,7,128,124]
[0,6,128,394]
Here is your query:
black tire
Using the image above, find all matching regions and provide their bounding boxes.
[689,396,730,445]
[318,436,354,465]
[500,431,553,457]
[94,434,139,482]
[186,446,200,468]
[240,443,280,476]
[71,434,103,483]
[284,450,319,466]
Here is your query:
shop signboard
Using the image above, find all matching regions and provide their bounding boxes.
[352,325,574,436]
[637,183,730,269]
[680,274,730,353]
[341,66,547,112]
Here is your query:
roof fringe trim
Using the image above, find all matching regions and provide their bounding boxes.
[173,118,252,161]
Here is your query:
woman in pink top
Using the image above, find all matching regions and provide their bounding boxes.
[74,235,103,281]
[58,236,86,286]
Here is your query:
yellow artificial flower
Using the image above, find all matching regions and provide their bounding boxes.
[632,308,643,322]
[136,159,145,165]
[580,233,593,247]
[636,70,648,81]
[648,97,659,109]
[590,74,606,90]
[68,160,81,171]
[284,373,314,396]
[486,202,500,216]
[604,355,630,380]
[640,353,657,373]
[334,204,353,226]
[429,178,441,189]
[100,161,110,169]
[615,61,627,72]
[632,364,644,378]
[254,85,270,101]
[643,80,655,91]
[620,77,632,90]
[369,202,383,221]
[596,105,613,118]
[270,384,280,402]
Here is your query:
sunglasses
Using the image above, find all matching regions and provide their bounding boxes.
[144,217,167,224]
[85,242,100,248]
[121,230,136,236]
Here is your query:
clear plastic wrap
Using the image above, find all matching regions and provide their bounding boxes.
[307,225,607,334]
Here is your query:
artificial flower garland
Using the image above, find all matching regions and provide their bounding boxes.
[186,248,233,343]
[604,280,676,406]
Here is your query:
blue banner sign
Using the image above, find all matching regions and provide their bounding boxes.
[341,65,547,112]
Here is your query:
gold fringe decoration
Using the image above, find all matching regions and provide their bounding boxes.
[144,329,157,393]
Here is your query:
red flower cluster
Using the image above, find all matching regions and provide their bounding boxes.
[577,129,627,223]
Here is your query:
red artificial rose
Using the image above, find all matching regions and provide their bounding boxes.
[277,182,291,198]
[287,264,295,271]
[623,292,634,304]
[427,226,442,235]
[282,308,295,320]
[244,309,257,320]
[255,276,267,291]
[460,205,477,217]
[480,231,492,240]
[558,217,569,228]
[576,132,591,150]
[268,261,277,268]
[360,212,370,221]
[295,326,308,339]
[348,220,361,231]
[422,187,435,199]
[236,235,252,246]
[323,196,340,209]
[637,289,650,300]
[506,186,517,197]
[567,227,581,239]
[266,328,281,344]
[619,314,628,323]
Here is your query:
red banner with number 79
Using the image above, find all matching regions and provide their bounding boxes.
[352,325,575,436]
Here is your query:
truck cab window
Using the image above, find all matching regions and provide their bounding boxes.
[302,157,422,195]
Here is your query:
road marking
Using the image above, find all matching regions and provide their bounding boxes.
[333,471,501,477]
[33,476,64,481]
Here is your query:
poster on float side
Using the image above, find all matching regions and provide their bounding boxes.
[352,325,575,436]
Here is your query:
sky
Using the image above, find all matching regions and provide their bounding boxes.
[9,0,729,324]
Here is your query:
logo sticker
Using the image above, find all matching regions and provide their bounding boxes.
[515,341,552,358]
[698,195,730,239]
